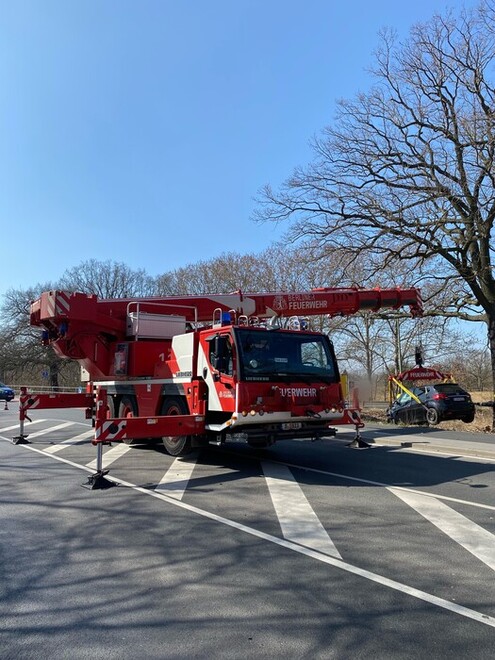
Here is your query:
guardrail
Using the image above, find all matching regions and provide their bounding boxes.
[9,385,84,395]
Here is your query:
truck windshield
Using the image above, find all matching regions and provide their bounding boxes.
[234,328,339,383]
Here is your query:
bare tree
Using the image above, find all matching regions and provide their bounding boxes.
[155,246,352,297]
[59,259,157,298]
[256,2,495,414]
[0,285,79,389]
[451,345,492,390]
[156,252,268,296]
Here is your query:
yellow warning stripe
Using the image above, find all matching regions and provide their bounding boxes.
[390,377,423,404]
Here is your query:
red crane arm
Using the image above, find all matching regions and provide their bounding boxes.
[30,286,422,333]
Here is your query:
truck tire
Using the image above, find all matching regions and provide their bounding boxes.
[106,394,117,418]
[160,397,192,456]
[119,396,138,445]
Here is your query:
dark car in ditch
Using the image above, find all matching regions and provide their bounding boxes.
[387,382,475,425]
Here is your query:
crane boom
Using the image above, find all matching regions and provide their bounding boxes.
[31,286,422,331]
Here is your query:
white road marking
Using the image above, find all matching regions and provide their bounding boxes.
[262,460,342,558]
[273,459,495,512]
[155,456,198,500]
[390,488,495,572]
[378,445,495,462]
[5,438,495,629]
[386,446,495,463]
[24,421,75,438]
[44,430,95,454]
[336,429,495,462]
[0,419,48,434]
[85,442,132,469]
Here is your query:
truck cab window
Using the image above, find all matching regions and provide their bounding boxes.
[220,339,234,376]
[209,335,234,376]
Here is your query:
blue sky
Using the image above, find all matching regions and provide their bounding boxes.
[1,0,471,299]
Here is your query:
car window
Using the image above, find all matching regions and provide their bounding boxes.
[397,387,423,403]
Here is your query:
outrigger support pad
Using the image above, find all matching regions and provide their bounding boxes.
[82,469,115,490]
[12,435,30,445]
[82,429,115,489]
[346,423,371,450]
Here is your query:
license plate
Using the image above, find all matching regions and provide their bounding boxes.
[453,397,465,401]
[282,422,302,430]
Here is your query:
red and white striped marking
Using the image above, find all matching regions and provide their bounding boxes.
[20,395,40,411]
[94,420,127,443]
[46,291,71,317]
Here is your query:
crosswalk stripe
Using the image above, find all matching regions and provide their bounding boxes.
[155,456,198,500]
[262,460,342,558]
[44,430,94,454]
[389,488,495,572]
[24,422,75,439]
[10,440,495,629]
[0,419,48,434]
[85,443,132,470]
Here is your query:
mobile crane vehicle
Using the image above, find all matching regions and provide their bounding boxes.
[27,286,422,455]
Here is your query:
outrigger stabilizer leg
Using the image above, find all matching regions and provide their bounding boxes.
[346,415,371,450]
[12,415,31,445]
[83,469,113,490]
[82,441,115,490]
[82,387,115,489]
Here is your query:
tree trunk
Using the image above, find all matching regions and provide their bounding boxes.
[49,361,60,390]
[364,317,373,401]
[487,315,495,429]
[394,319,403,374]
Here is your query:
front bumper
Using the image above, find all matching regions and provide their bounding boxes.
[227,420,338,441]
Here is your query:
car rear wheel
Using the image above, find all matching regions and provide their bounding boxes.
[461,412,475,423]
[426,407,439,425]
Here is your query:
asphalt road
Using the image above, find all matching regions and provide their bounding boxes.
[1,403,495,659]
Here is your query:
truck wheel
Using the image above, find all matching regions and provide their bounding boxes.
[119,396,138,445]
[160,397,192,456]
[426,407,439,425]
[107,395,117,418]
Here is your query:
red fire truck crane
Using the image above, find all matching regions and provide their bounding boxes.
[21,286,422,466]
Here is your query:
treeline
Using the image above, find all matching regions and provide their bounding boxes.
[0,244,490,398]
